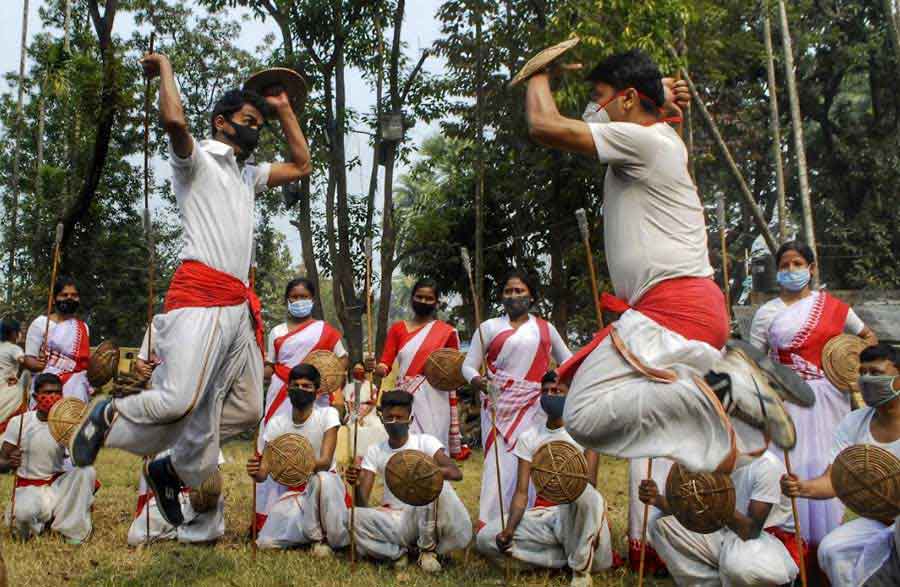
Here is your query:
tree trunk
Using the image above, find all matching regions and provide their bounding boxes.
[63,0,71,53]
[777,0,818,280]
[763,1,788,242]
[36,83,45,199]
[474,5,486,319]
[6,0,30,303]
[294,178,323,315]
[364,12,384,243]
[883,0,900,72]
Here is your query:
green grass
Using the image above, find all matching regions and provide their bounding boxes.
[1,442,675,586]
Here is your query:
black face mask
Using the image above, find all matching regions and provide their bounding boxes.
[502,296,531,319]
[540,393,566,419]
[55,299,80,315]
[411,300,437,317]
[384,422,410,438]
[225,119,260,156]
[288,387,316,410]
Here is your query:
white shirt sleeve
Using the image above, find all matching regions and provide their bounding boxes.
[843,308,865,336]
[25,317,46,357]
[262,416,286,444]
[587,122,656,171]
[423,434,446,459]
[323,407,341,431]
[266,327,278,364]
[361,444,380,474]
[749,459,783,506]
[548,322,572,365]
[749,303,778,352]
[333,339,348,359]
[243,163,272,195]
[1,415,24,447]
[462,323,488,383]
[168,135,200,181]
[829,411,862,463]
[512,429,535,462]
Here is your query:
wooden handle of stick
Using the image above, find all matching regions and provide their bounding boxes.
[637,458,654,587]
[783,450,808,587]
[576,209,603,329]
[251,423,260,559]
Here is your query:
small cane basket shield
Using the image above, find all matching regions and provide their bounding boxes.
[244,67,309,113]
[304,350,346,395]
[47,397,88,446]
[530,441,590,504]
[831,444,900,523]
[262,433,316,488]
[189,469,223,514]
[87,340,120,388]
[822,334,870,394]
[509,37,580,87]
[423,348,467,391]
[385,450,444,507]
[665,463,736,534]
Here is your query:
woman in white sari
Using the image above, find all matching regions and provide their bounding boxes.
[750,241,877,573]
[23,277,92,404]
[0,319,25,434]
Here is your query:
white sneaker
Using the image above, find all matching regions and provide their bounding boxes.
[570,570,592,587]
[418,551,442,573]
[311,542,333,558]
[707,345,796,450]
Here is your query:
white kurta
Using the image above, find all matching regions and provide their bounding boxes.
[128,449,225,545]
[0,341,24,429]
[476,423,613,573]
[104,137,268,489]
[2,412,95,541]
[817,407,900,586]
[751,291,863,545]
[25,316,92,403]
[463,314,571,527]
[650,453,798,587]
[355,433,472,560]
[256,407,342,528]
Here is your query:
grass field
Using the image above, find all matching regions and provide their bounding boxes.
[1,441,677,587]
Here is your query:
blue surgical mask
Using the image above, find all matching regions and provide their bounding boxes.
[288,299,314,318]
[859,375,899,407]
[776,269,811,292]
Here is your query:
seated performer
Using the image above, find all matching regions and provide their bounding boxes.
[128,449,225,546]
[642,452,800,586]
[477,372,613,587]
[525,49,811,474]
[0,318,25,433]
[23,277,93,403]
[1,373,96,542]
[782,343,900,586]
[343,362,387,458]
[375,278,460,447]
[248,364,349,553]
[70,51,311,528]
[345,390,473,572]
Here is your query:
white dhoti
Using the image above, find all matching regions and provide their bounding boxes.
[105,305,262,487]
[127,491,225,545]
[354,481,473,561]
[476,486,613,573]
[257,471,349,550]
[650,514,798,587]
[818,517,898,586]
[5,467,96,541]
[565,311,732,472]
[409,379,451,449]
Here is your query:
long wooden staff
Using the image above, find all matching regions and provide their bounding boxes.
[637,457,654,587]
[575,209,603,329]
[784,450,808,587]
[249,245,259,560]
[11,222,63,534]
[717,195,732,319]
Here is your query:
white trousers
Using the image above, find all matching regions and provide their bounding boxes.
[565,310,732,473]
[127,492,225,545]
[105,305,262,487]
[476,486,612,573]
[257,472,349,550]
[354,482,473,561]
[5,467,96,541]
[650,514,798,587]
[411,382,450,449]
[818,517,898,586]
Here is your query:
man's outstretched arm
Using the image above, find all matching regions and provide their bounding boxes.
[265,92,312,187]
[141,53,192,159]
[525,72,597,156]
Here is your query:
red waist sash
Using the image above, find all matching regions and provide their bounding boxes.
[15,472,62,488]
[766,526,807,571]
[165,260,264,357]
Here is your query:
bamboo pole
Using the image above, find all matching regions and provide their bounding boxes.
[784,451,808,587]
[762,1,788,242]
[636,458,653,587]
[575,209,603,329]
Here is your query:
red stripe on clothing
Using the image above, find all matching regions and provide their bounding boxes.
[775,292,849,371]
[15,472,62,488]
[523,318,551,383]
[405,321,456,378]
[485,330,515,372]
[272,320,318,361]
[766,526,808,572]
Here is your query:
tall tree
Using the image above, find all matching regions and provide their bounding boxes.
[6,0,30,303]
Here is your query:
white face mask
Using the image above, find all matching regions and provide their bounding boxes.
[288,299,314,318]
[582,101,611,124]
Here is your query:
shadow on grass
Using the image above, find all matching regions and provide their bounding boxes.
[76,545,236,587]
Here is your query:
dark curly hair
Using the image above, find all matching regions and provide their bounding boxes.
[209,88,270,136]
[585,49,665,111]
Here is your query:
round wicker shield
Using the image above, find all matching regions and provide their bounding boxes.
[385,450,444,507]
[47,397,88,446]
[304,350,345,395]
[822,334,869,393]
[509,37,580,87]
[244,67,309,113]
[87,340,120,388]
[262,433,316,488]
[530,441,590,504]
[189,470,223,514]
[665,463,736,534]
[423,348,466,391]
[831,444,900,522]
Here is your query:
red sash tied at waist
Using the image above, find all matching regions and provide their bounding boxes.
[558,277,728,382]
[164,260,265,358]
[15,472,63,488]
